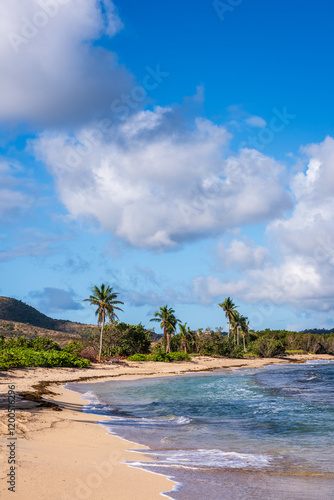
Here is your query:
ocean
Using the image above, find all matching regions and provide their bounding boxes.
[67,360,334,500]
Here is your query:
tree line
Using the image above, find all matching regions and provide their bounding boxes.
[83,284,334,361]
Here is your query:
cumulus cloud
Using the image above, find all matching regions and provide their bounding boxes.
[216,238,273,271]
[31,106,292,250]
[0,0,134,126]
[269,136,334,257]
[30,287,84,313]
[192,137,334,312]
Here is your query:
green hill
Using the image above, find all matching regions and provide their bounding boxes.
[299,328,334,335]
[0,296,97,338]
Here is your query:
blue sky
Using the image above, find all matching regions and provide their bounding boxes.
[1,0,334,333]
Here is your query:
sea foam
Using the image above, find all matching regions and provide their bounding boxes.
[126,448,272,470]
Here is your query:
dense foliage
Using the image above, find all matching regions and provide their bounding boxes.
[253,329,334,355]
[89,322,151,358]
[0,335,90,370]
[165,328,334,358]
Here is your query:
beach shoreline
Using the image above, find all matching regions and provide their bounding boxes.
[1,354,333,499]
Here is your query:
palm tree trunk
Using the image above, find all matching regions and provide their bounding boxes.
[99,317,105,362]
[237,327,239,345]
[166,332,170,353]
[227,317,230,338]
[243,335,246,352]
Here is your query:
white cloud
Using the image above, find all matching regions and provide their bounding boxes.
[270,136,334,256]
[192,137,334,312]
[32,106,292,250]
[217,238,272,271]
[245,115,267,128]
[0,0,133,125]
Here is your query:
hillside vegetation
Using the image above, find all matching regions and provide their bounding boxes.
[0,297,98,343]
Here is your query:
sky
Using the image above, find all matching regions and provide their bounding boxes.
[1,0,334,333]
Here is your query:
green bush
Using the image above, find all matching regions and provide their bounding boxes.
[166,351,191,361]
[127,351,191,362]
[285,349,308,354]
[91,322,151,358]
[126,353,150,361]
[0,335,6,349]
[63,341,84,357]
[252,337,285,358]
[29,337,61,351]
[2,337,28,349]
[0,348,90,370]
[230,345,245,358]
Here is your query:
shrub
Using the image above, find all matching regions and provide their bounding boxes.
[79,348,97,362]
[127,352,191,362]
[229,345,244,358]
[285,349,308,354]
[90,322,151,358]
[0,348,90,370]
[29,337,61,351]
[63,341,84,357]
[166,351,191,361]
[15,336,28,348]
[127,353,151,361]
[252,338,285,358]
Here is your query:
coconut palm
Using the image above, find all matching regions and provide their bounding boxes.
[179,322,191,353]
[150,305,180,353]
[231,311,242,345]
[83,284,124,362]
[239,316,250,352]
[218,297,238,338]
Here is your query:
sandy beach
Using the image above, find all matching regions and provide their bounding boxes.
[1,354,333,500]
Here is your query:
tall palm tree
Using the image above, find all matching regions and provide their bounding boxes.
[179,322,190,353]
[239,316,250,352]
[218,297,238,338]
[150,305,180,353]
[231,311,242,345]
[83,284,124,362]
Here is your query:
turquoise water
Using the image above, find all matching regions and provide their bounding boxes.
[68,360,334,499]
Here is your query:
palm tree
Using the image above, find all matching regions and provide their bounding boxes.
[239,316,250,352]
[231,311,242,344]
[150,305,180,353]
[83,284,124,362]
[179,322,190,353]
[218,297,238,338]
